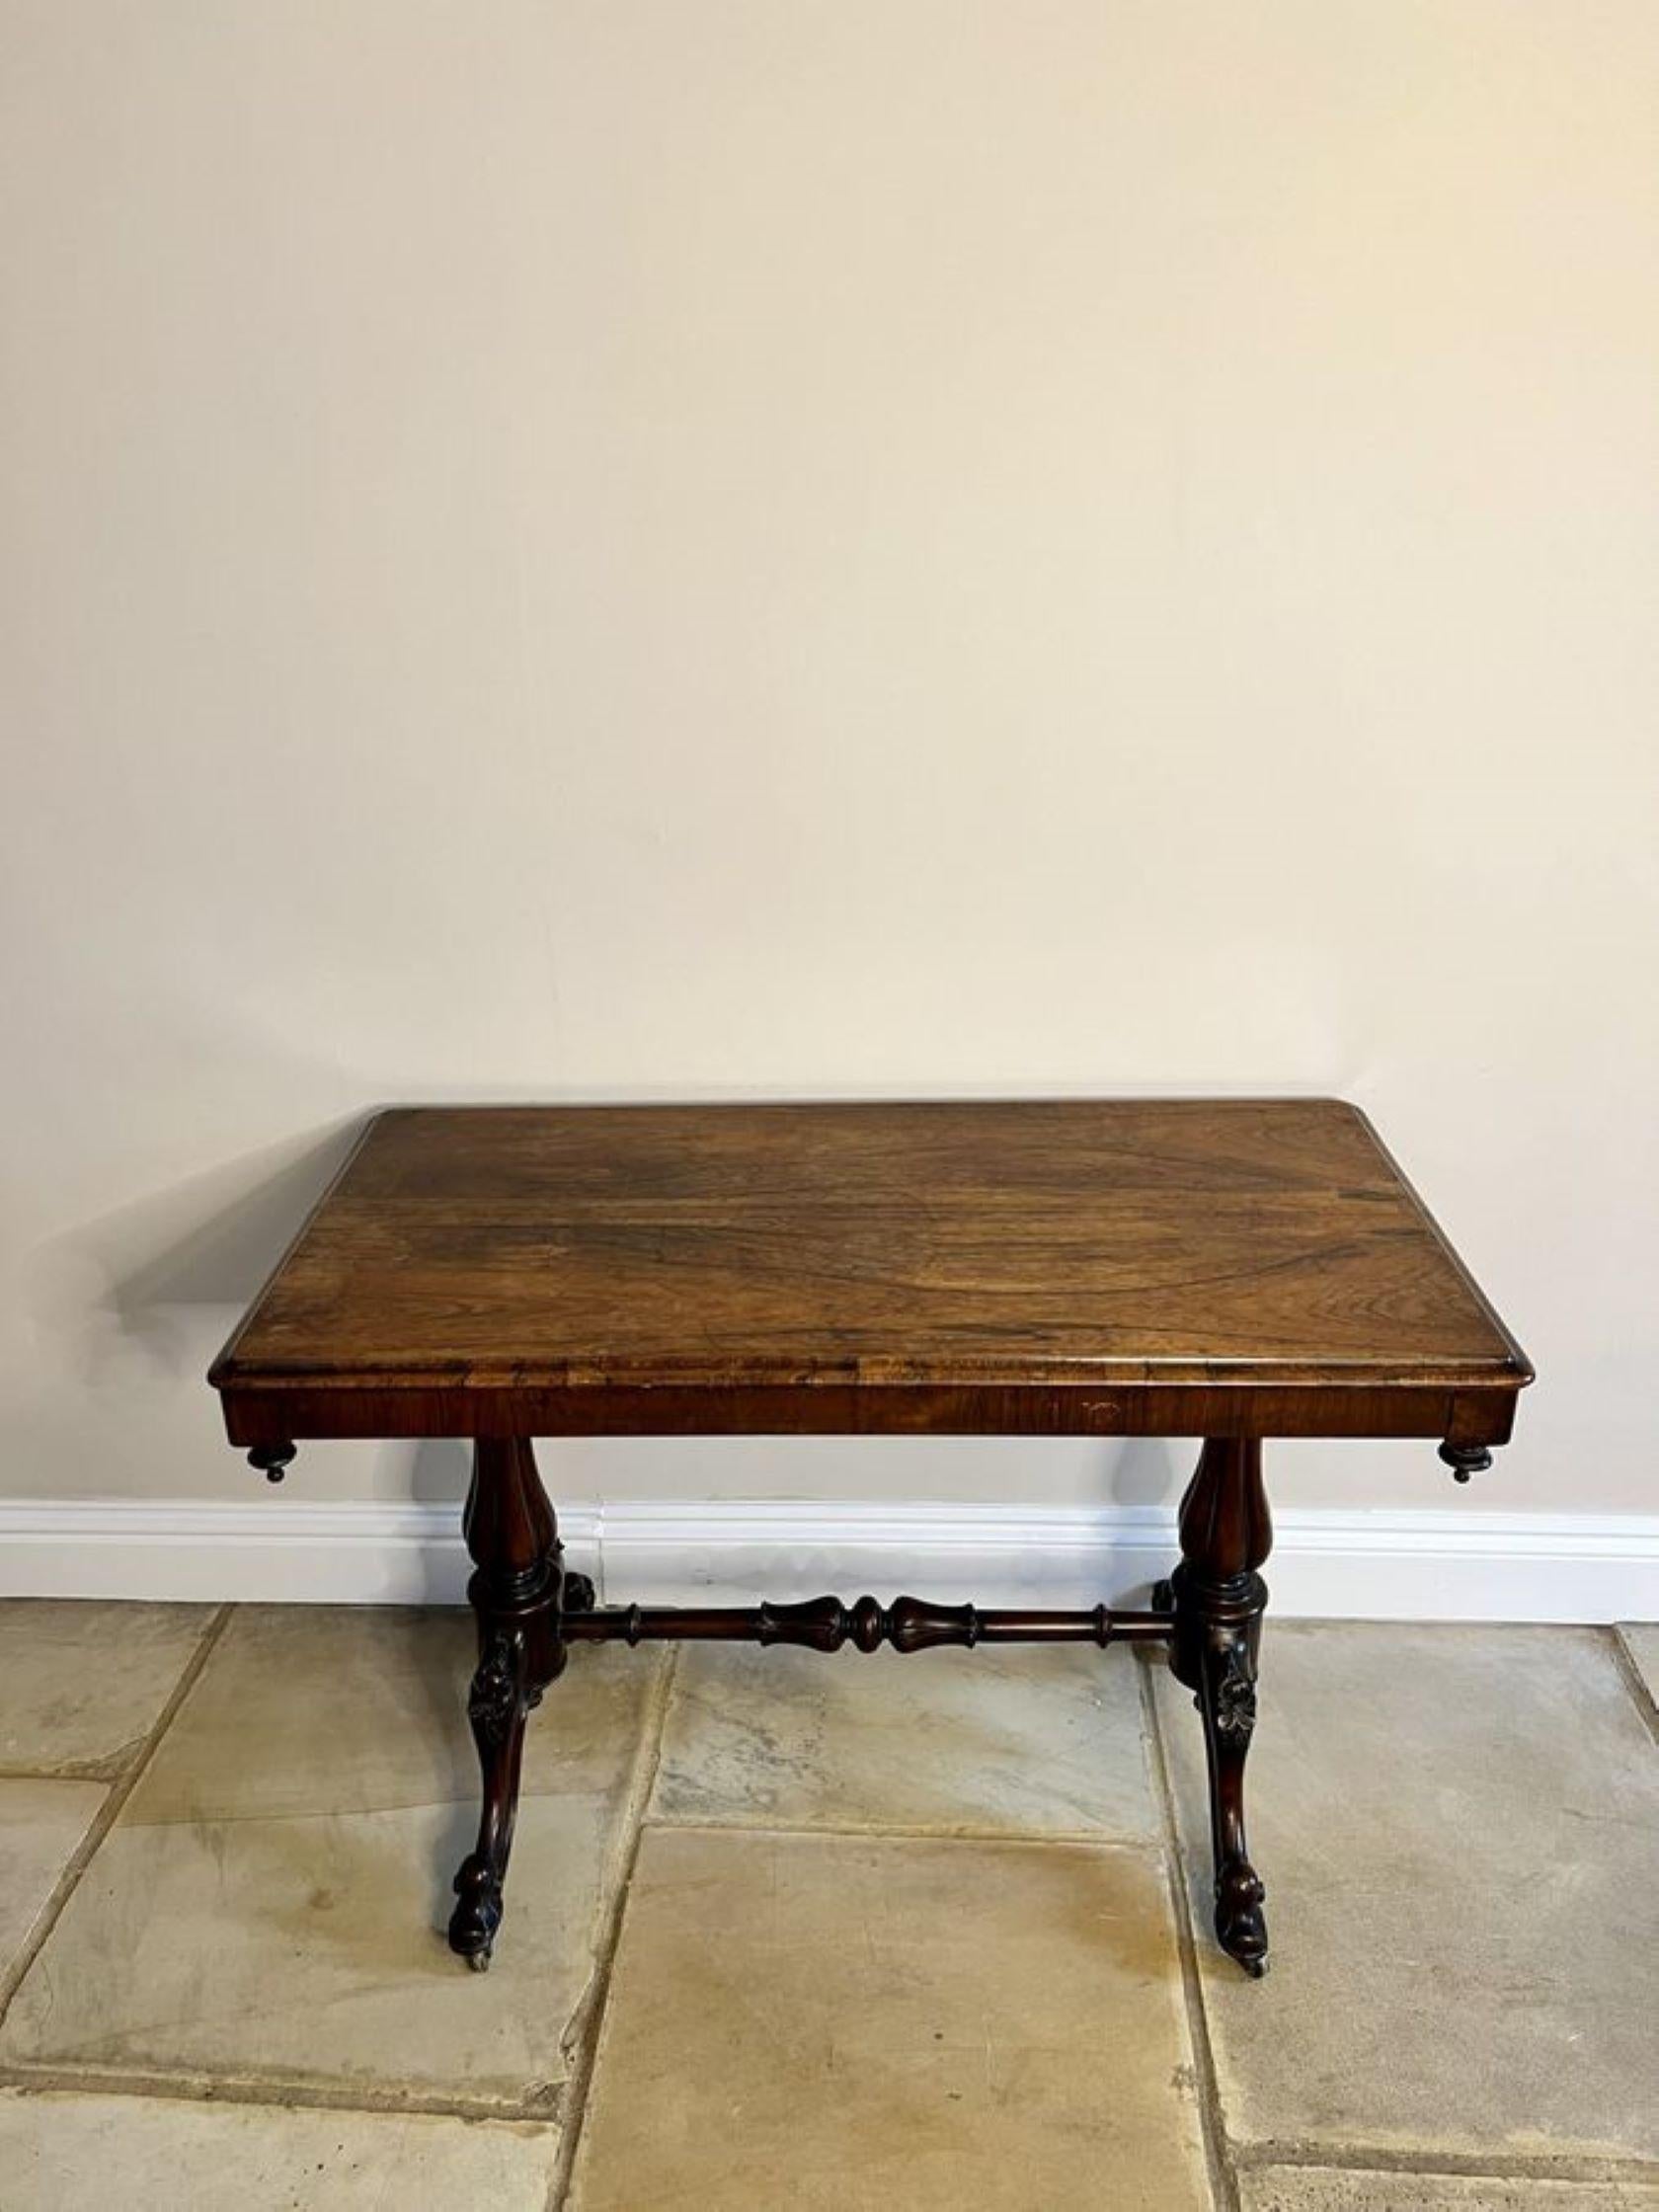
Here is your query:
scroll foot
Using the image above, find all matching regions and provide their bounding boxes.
[1193,1633,1271,1978]
[1215,1861,1269,1977]
[448,1854,503,1968]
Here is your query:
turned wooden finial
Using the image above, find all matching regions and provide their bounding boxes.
[1438,1441,1493,1483]
[248,1442,296,1484]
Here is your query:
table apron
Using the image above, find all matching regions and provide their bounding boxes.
[218,1379,1519,1450]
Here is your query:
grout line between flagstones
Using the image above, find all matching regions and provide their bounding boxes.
[544,1638,679,2212]
[0,1602,233,2030]
[0,1751,149,1784]
[1137,1645,1240,2212]
[1231,2136,1659,2187]
[636,1809,1162,1848]
[628,1804,1176,1857]
[1607,1625,1659,1747]
[0,2057,562,2129]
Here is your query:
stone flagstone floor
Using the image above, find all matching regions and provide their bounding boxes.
[0,1599,1655,2209]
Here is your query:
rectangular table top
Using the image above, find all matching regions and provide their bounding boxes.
[210,1099,1531,1451]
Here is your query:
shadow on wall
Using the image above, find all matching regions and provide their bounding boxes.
[1104,1438,1185,1509]
[28,1117,367,1390]
[409,1437,472,1507]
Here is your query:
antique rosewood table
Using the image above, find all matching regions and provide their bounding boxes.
[208,1099,1531,1977]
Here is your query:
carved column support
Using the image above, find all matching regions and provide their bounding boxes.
[461,1434,558,1607]
[1168,1437,1272,1978]
[448,1437,565,1970]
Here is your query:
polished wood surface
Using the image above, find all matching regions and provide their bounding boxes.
[211,1099,1530,1449]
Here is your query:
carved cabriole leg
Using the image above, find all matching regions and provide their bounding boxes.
[1168,1437,1272,1978]
[448,1437,564,1970]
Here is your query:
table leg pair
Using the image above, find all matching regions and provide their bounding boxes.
[447,1435,1271,1977]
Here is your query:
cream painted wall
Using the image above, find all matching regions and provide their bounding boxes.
[2,1,1654,1533]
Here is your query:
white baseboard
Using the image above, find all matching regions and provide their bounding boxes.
[1,1497,1655,1622]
